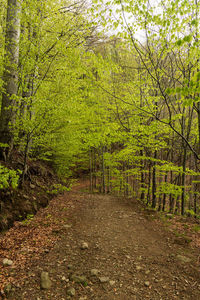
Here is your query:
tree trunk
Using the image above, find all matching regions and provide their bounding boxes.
[89,148,93,193]
[140,151,145,202]
[101,146,105,193]
[147,162,151,205]
[151,150,157,209]
[162,173,168,212]
[169,170,174,213]
[181,146,187,215]
[0,0,21,159]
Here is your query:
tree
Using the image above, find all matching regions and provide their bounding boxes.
[0,0,21,160]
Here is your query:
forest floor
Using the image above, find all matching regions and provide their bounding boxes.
[1,180,200,300]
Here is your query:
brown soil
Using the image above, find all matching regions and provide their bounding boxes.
[1,181,200,299]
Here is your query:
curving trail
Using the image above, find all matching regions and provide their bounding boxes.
[4,183,200,299]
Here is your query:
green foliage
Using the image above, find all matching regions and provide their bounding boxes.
[0,165,21,189]
[1,0,200,219]
[193,225,200,232]
[20,214,34,226]
[185,209,195,217]
[47,183,71,195]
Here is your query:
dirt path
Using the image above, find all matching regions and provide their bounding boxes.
[2,184,200,299]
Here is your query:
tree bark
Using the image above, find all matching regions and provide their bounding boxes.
[151,150,157,209]
[0,0,21,159]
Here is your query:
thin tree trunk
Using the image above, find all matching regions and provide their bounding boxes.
[140,151,145,202]
[147,162,151,205]
[89,148,93,193]
[162,173,168,212]
[151,150,157,209]
[21,133,30,186]
[101,146,105,194]
[181,146,187,215]
[169,169,174,213]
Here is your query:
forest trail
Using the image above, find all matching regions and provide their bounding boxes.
[1,181,200,300]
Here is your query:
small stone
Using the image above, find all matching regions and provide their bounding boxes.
[70,274,87,284]
[177,255,191,263]
[123,214,129,218]
[63,224,72,229]
[136,265,142,271]
[163,285,167,289]
[109,280,116,286]
[90,269,99,276]
[99,277,109,283]
[30,183,36,189]
[3,259,13,266]
[79,297,87,300]
[68,264,74,270]
[80,242,89,250]
[145,270,150,275]
[41,271,51,289]
[66,287,75,297]
[62,276,67,281]
[144,281,150,287]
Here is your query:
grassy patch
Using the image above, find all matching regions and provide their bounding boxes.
[192,225,200,232]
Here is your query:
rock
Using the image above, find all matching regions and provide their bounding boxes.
[80,242,89,250]
[66,287,75,297]
[70,274,87,284]
[68,264,74,270]
[63,224,72,229]
[99,276,109,283]
[90,269,99,276]
[136,265,142,271]
[177,255,191,263]
[145,270,150,275]
[62,276,67,281]
[3,258,13,266]
[41,271,52,289]
[163,285,167,289]
[123,214,129,218]
[109,280,116,286]
[144,281,150,287]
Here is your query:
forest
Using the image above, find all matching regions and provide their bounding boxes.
[1,0,200,222]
